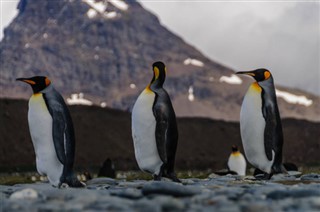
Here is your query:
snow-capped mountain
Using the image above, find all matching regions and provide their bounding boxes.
[0,0,319,121]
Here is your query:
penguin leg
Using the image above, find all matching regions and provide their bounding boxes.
[153,174,161,181]
[153,164,166,181]
[61,168,86,188]
[162,162,181,183]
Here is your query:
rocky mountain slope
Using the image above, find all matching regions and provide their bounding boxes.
[0,0,319,121]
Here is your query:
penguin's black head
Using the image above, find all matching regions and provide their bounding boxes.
[231,145,239,153]
[150,61,166,87]
[16,76,51,93]
[236,68,271,82]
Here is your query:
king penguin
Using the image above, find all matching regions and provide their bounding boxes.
[227,145,246,176]
[236,69,286,179]
[17,76,84,187]
[131,61,180,182]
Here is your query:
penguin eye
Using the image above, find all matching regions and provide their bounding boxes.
[264,71,271,80]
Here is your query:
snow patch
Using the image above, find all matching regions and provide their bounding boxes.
[184,58,204,67]
[100,102,107,108]
[104,11,117,19]
[130,83,136,89]
[109,0,129,10]
[276,89,313,107]
[87,8,98,18]
[188,86,195,102]
[109,0,129,11]
[43,33,48,39]
[219,74,242,85]
[83,0,107,13]
[67,93,93,106]
[83,0,128,19]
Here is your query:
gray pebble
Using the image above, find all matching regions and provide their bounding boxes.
[267,189,320,200]
[110,188,143,199]
[301,173,320,181]
[142,181,201,197]
[86,177,118,185]
[151,195,186,211]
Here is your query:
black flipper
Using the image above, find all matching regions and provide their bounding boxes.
[43,89,82,187]
[43,95,67,165]
[262,104,276,161]
[153,101,168,164]
[260,85,284,174]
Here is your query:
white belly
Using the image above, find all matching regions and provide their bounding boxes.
[227,153,246,176]
[28,94,63,186]
[240,85,274,173]
[131,88,162,175]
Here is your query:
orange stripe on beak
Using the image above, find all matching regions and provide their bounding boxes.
[23,80,36,85]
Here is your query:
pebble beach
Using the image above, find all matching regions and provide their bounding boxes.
[1,173,320,211]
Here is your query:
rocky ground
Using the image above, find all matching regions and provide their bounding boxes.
[1,173,320,211]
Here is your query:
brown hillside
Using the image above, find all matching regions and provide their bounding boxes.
[0,99,319,172]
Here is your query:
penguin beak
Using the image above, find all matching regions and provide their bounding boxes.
[236,71,256,77]
[16,78,36,85]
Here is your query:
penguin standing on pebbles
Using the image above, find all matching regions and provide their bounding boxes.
[132,61,180,182]
[227,145,246,176]
[17,76,84,187]
[236,69,286,179]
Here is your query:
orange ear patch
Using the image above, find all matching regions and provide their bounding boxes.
[264,71,271,80]
[153,67,160,79]
[45,77,51,86]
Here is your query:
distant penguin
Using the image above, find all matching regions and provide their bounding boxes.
[227,145,246,176]
[98,158,116,178]
[236,69,286,179]
[132,61,180,182]
[17,76,84,187]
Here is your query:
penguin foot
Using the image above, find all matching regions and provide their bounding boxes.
[164,173,181,183]
[65,176,86,188]
[69,180,86,188]
[254,173,273,180]
[153,174,161,181]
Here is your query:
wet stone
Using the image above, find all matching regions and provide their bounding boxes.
[267,189,320,200]
[142,181,202,197]
[271,174,297,181]
[301,173,320,181]
[2,176,320,211]
[86,177,118,185]
[110,188,143,199]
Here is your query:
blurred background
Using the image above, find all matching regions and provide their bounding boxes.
[0,0,319,180]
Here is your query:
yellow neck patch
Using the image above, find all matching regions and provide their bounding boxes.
[32,93,42,97]
[250,82,262,92]
[153,67,160,80]
[144,84,153,93]
[231,151,241,157]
